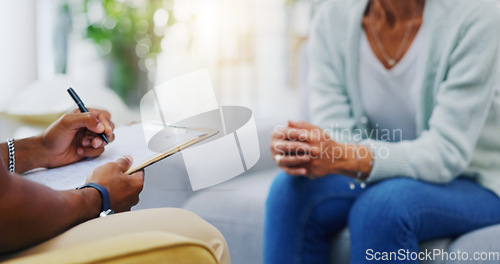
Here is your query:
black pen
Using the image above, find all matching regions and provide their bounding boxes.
[67,87,110,144]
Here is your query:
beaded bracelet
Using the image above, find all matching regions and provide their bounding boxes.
[351,144,365,189]
[7,139,15,173]
[349,144,375,190]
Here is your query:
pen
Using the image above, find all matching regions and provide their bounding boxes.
[67,87,110,144]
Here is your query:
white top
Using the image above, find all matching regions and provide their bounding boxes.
[359,29,424,142]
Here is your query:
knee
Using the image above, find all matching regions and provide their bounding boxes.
[266,171,300,210]
[266,171,324,231]
[145,208,230,264]
[266,172,356,214]
[266,171,322,214]
[349,178,419,234]
[266,172,355,230]
[136,208,227,241]
[147,208,207,224]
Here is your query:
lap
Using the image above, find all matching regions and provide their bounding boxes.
[4,208,229,264]
[357,177,500,215]
[271,173,500,218]
[268,172,500,238]
[351,177,500,240]
[266,172,366,232]
[265,172,368,263]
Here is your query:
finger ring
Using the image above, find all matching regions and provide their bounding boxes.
[274,154,283,165]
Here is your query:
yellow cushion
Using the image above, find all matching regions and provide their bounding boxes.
[3,232,218,264]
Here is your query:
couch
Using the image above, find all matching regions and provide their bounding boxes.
[135,117,500,264]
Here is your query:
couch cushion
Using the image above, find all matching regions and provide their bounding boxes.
[330,228,452,264]
[444,224,500,264]
[183,168,279,264]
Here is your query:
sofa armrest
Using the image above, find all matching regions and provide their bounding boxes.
[4,232,218,264]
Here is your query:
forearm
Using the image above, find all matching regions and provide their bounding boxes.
[0,173,100,253]
[0,136,49,174]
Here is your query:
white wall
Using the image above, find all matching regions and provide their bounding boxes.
[0,0,37,107]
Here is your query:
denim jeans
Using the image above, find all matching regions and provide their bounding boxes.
[264,172,500,264]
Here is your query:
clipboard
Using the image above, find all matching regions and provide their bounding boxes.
[125,126,219,174]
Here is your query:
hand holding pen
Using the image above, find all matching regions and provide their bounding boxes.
[68,87,110,144]
[29,90,115,169]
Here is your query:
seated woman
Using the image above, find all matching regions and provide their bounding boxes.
[0,108,229,264]
[265,0,500,263]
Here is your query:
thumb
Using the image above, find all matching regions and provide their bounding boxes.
[114,155,133,172]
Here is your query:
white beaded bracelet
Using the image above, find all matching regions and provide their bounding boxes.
[352,144,366,189]
[7,139,15,173]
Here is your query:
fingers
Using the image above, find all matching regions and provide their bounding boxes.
[114,155,133,172]
[271,126,306,141]
[128,170,145,207]
[77,146,105,157]
[275,154,310,167]
[270,121,335,180]
[82,137,91,147]
[131,170,145,181]
[82,135,103,148]
[271,123,326,142]
[130,170,145,190]
[68,108,115,143]
[62,112,105,135]
[82,132,116,148]
[270,140,310,155]
[288,120,318,130]
[271,125,329,141]
[274,154,310,177]
[89,108,115,141]
[91,137,104,148]
[282,166,307,176]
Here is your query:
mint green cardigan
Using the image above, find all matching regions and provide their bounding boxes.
[309,0,500,195]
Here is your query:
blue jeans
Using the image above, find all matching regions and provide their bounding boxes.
[264,172,500,264]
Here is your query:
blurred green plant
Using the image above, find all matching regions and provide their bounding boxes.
[82,0,175,102]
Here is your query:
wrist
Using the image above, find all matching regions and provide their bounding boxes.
[77,188,102,219]
[340,144,373,180]
[32,135,51,169]
[1,137,48,173]
[77,183,114,217]
[347,145,359,176]
[357,145,374,180]
[29,136,52,170]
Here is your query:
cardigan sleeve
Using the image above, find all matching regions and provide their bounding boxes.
[308,2,361,143]
[364,3,500,184]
